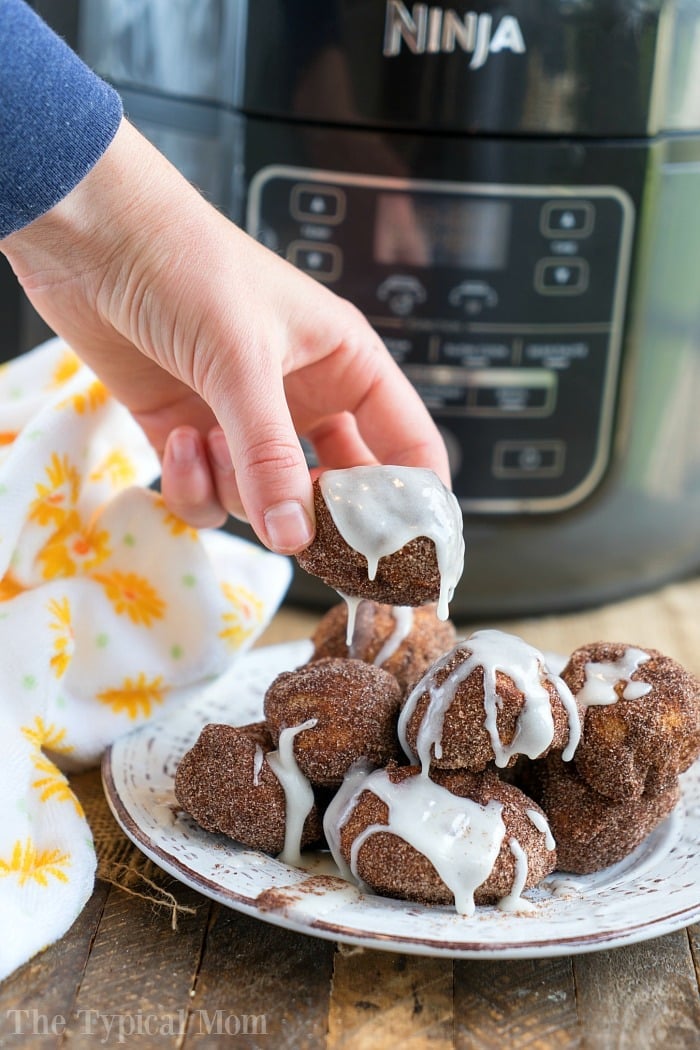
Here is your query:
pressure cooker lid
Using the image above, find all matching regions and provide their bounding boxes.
[236,0,700,137]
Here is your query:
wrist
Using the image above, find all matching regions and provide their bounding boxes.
[1,120,193,298]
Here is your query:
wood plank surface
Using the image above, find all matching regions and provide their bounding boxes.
[187,906,335,1049]
[63,875,209,1047]
[454,957,580,1049]
[573,932,700,1050]
[326,947,453,1049]
[0,880,109,1049]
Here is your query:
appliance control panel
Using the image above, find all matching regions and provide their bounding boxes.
[247,167,634,513]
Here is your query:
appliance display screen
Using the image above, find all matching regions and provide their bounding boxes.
[373,193,511,270]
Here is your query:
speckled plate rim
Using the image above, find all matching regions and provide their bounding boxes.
[101,640,700,960]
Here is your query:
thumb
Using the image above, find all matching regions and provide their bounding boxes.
[218,370,315,555]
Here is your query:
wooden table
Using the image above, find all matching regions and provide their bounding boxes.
[1,581,699,1049]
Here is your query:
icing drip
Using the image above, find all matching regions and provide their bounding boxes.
[497,839,535,913]
[347,599,365,660]
[526,808,556,851]
[252,743,264,787]
[373,606,414,668]
[399,630,580,770]
[340,592,365,647]
[325,765,557,914]
[333,767,507,916]
[266,719,317,867]
[398,646,460,766]
[323,760,374,883]
[577,648,653,710]
[319,466,465,621]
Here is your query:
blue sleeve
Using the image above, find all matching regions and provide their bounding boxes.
[0,0,123,237]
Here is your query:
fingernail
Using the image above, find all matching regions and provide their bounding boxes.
[263,500,314,553]
[170,430,197,465]
[208,429,234,472]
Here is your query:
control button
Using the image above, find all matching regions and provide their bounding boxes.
[473,384,552,414]
[377,275,427,317]
[541,201,595,238]
[493,440,566,479]
[439,338,512,368]
[465,367,557,418]
[524,339,590,370]
[288,241,342,282]
[534,257,589,295]
[402,365,469,411]
[447,280,498,315]
[290,184,346,225]
[376,330,431,365]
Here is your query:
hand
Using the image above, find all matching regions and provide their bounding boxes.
[0,119,450,553]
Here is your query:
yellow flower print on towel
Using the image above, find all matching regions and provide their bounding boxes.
[92,570,166,625]
[89,450,137,488]
[49,349,81,390]
[219,582,265,649]
[0,572,26,602]
[30,756,84,817]
[57,378,109,415]
[0,337,291,982]
[0,839,70,887]
[38,512,111,580]
[48,597,74,678]
[21,716,73,757]
[97,673,168,720]
[30,453,80,529]
[21,715,83,815]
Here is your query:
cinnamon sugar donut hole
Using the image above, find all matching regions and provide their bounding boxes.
[174,721,322,854]
[263,657,402,788]
[310,600,457,695]
[295,477,444,608]
[530,754,680,873]
[400,635,579,772]
[561,642,700,800]
[336,765,556,908]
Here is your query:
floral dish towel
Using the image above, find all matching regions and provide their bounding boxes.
[0,337,292,980]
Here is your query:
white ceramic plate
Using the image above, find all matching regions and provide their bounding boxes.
[102,640,700,959]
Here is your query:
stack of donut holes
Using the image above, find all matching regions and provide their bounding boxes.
[175,503,700,912]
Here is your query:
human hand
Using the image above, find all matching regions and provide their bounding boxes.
[0,119,450,554]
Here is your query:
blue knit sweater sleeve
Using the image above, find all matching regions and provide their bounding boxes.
[0,0,123,237]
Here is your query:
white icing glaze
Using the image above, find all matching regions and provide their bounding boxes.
[340,592,365,647]
[398,629,581,769]
[324,762,553,915]
[497,839,535,913]
[345,768,507,916]
[372,606,414,668]
[577,647,652,711]
[252,743,264,787]
[322,760,374,884]
[526,808,556,851]
[266,719,318,867]
[319,466,465,621]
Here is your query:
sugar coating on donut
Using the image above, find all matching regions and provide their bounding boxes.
[561,641,700,800]
[399,630,581,772]
[174,721,322,855]
[310,600,457,695]
[295,467,465,618]
[263,656,402,787]
[174,625,698,910]
[529,754,680,873]
[325,763,556,913]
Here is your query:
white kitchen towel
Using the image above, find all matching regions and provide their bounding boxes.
[0,337,292,980]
